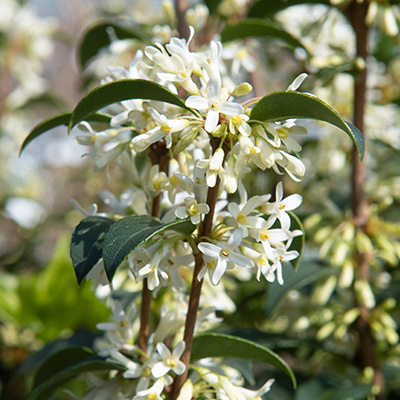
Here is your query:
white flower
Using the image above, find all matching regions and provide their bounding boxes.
[185,78,244,132]
[134,376,172,400]
[253,218,291,259]
[228,195,268,237]
[237,378,275,399]
[198,229,254,285]
[228,113,251,136]
[261,182,302,229]
[151,341,186,378]
[175,197,210,224]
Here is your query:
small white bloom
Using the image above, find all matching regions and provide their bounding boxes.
[198,229,254,285]
[186,78,244,132]
[260,182,302,229]
[151,341,186,378]
[175,197,210,224]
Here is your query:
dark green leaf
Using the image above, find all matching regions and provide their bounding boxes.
[17,332,100,376]
[191,332,296,388]
[29,348,124,400]
[248,0,332,18]
[70,216,115,285]
[20,112,111,155]
[33,347,93,388]
[249,91,365,161]
[103,216,195,281]
[221,19,307,53]
[288,211,304,271]
[325,383,373,400]
[69,79,197,132]
[203,0,222,14]
[266,261,334,316]
[79,21,150,68]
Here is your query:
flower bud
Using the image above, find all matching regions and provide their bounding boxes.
[354,279,376,309]
[211,123,227,138]
[384,6,399,37]
[339,260,354,288]
[233,82,252,97]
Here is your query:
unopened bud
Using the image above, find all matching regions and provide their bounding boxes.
[316,321,335,341]
[339,259,354,288]
[354,279,376,309]
[233,82,252,97]
[384,6,399,37]
[162,0,175,25]
[342,308,360,325]
[311,276,337,305]
[211,123,227,138]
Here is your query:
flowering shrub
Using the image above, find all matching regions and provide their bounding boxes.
[20,2,366,400]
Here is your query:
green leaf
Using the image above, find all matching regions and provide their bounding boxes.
[79,21,150,68]
[288,211,304,271]
[17,332,100,376]
[325,383,373,400]
[249,91,365,161]
[20,112,111,155]
[69,79,197,132]
[266,261,334,316]
[221,19,307,53]
[103,216,195,281]
[248,0,332,18]
[203,0,222,14]
[191,332,296,388]
[29,347,124,400]
[70,216,115,285]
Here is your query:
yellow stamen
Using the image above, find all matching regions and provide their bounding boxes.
[221,250,229,257]
[237,214,246,224]
[160,122,171,132]
[210,102,219,110]
[260,232,271,241]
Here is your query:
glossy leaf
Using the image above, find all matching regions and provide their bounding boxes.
[29,347,124,400]
[70,216,115,285]
[20,112,111,155]
[69,79,197,132]
[248,0,332,18]
[249,91,365,161]
[103,216,195,281]
[17,332,100,376]
[288,211,305,271]
[266,261,334,316]
[79,21,149,68]
[325,384,373,400]
[191,332,296,388]
[221,19,307,53]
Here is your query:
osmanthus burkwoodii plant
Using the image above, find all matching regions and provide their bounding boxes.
[21,26,364,400]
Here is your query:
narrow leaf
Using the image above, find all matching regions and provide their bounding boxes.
[70,216,115,285]
[20,112,111,155]
[29,348,124,400]
[221,19,307,53]
[250,91,365,160]
[248,0,332,18]
[191,332,296,388]
[103,216,195,281]
[69,79,197,132]
[79,21,150,68]
[288,211,305,271]
[325,383,373,400]
[266,262,334,316]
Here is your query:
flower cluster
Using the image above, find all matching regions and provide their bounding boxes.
[71,26,306,400]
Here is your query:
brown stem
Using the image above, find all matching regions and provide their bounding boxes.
[175,0,190,39]
[169,141,221,399]
[138,142,169,358]
[348,1,385,398]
